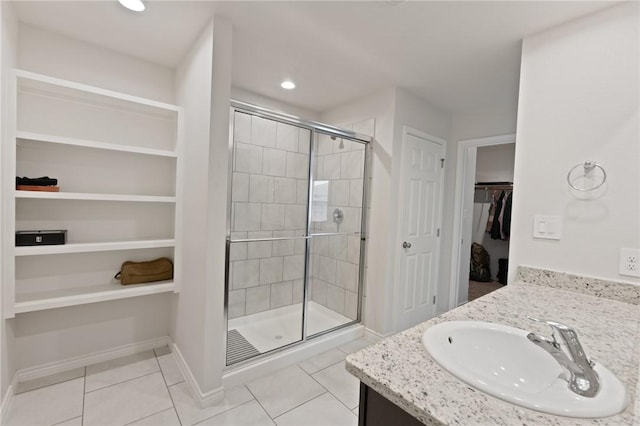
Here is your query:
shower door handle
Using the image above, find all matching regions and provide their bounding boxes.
[402,241,411,249]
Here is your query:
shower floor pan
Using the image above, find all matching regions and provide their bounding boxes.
[228,301,351,363]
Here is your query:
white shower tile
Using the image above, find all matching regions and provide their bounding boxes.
[294,233,307,254]
[274,177,298,204]
[283,254,305,281]
[345,290,359,320]
[230,242,247,261]
[336,260,358,292]
[298,128,311,154]
[234,203,262,231]
[313,237,329,257]
[326,285,345,314]
[315,156,326,179]
[251,115,277,147]
[323,154,342,179]
[292,279,304,303]
[260,257,284,285]
[270,281,293,308]
[247,240,272,259]
[249,174,275,203]
[317,256,337,284]
[272,231,295,257]
[296,179,308,204]
[341,151,364,179]
[341,207,362,234]
[330,180,350,206]
[328,234,348,261]
[261,204,286,230]
[276,122,299,152]
[235,143,263,174]
[286,152,309,179]
[246,285,271,315]
[228,289,246,319]
[311,279,328,305]
[284,204,307,230]
[232,172,249,202]
[349,179,363,207]
[316,134,334,155]
[263,148,287,176]
[232,259,260,289]
[347,236,361,264]
[233,112,252,143]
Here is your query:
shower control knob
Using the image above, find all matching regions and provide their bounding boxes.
[402,241,411,249]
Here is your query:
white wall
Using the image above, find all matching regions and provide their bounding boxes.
[0,0,18,399]
[6,23,176,379]
[172,20,214,395]
[441,100,518,312]
[386,88,451,332]
[231,87,320,121]
[475,144,516,183]
[321,87,451,335]
[510,2,640,285]
[18,24,175,104]
[320,88,395,335]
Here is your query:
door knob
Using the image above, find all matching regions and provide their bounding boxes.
[402,241,411,248]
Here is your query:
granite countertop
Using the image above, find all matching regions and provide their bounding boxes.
[346,268,640,425]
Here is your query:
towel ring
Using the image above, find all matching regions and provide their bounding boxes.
[567,161,606,192]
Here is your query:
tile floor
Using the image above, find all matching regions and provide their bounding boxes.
[6,337,375,426]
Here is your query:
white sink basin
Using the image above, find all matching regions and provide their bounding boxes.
[422,321,627,418]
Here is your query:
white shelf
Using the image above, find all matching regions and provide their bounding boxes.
[14,281,176,313]
[16,131,178,158]
[15,239,176,256]
[15,190,176,203]
[15,69,180,114]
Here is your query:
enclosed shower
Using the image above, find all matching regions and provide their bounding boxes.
[225,102,370,365]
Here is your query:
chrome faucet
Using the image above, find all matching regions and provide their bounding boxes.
[526,317,600,397]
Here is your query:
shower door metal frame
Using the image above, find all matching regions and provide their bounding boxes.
[224,100,371,367]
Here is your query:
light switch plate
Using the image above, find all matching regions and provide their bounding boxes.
[619,248,640,277]
[533,215,562,240]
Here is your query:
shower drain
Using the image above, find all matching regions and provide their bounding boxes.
[275,335,283,340]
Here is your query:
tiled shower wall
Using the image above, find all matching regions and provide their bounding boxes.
[228,112,310,319]
[308,134,366,321]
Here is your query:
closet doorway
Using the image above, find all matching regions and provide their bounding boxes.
[449,134,516,310]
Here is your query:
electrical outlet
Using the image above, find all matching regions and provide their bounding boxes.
[619,248,640,278]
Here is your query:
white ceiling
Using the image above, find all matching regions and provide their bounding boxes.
[12,1,616,114]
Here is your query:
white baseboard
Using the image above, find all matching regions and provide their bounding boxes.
[222,324,365,389]
[363,327,389,341]
[16,336,171,383]
[171,342,224,409]
[0,374,18,425]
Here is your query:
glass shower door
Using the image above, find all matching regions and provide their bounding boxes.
[226,110,311,365]
[306,132,366,337]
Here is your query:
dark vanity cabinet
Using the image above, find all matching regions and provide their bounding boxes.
[358,383,425,426]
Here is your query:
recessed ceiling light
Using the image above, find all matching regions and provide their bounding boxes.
[118,0,145,12]
[281,80,296,90]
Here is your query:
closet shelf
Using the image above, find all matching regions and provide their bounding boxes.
[14,239,176,256]
[15,190,176,203]
[16,69,180,114]
[14,281,176,313]
[16,131,178,158]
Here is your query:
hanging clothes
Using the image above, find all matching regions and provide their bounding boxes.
[502,192,513,238]
[490,191,505,240]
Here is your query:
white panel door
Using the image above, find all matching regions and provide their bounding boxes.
[395,130,445,332]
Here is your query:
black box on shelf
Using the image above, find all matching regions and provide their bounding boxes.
[16,230,67,246]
